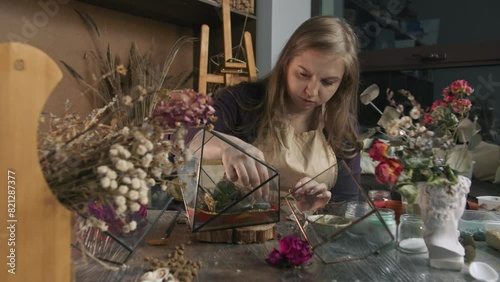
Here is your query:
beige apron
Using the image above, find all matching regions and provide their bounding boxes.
[256,119,338,195]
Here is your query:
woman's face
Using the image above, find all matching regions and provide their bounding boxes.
[285,49,345,114]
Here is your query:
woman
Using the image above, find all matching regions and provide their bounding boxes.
[189,16,362,213]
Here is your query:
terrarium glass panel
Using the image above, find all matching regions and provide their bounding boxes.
[179,129,280,232]
[288,160,396,264]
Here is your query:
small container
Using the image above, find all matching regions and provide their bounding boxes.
[367,208,396,244]
[458,210,500,241]
[477,196,500,213]
[345,201,370,218]
[368,190,391,208]
[345,201,371,235]
[485,221,500,251]
[397,214,427,253]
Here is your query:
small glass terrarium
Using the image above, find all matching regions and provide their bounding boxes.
[286,160,395,264]
[178,129,280,232]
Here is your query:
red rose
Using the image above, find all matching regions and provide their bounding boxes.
[368,139,390,161]
[374,158,403,185]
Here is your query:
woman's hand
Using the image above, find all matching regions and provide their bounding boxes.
[291,177,331,212]
[220,136,270,201]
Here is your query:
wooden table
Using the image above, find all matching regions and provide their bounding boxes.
[74,208,500,282]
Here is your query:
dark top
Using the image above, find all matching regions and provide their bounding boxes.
[190,81,361,203]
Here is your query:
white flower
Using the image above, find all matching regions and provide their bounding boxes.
[131,178,141,189]
[115,205,127,215]
[110,180,118,190]
[152,168,162,179]
[118,185,129,194]
[129,220,137,231]
[109,148,119,156]
[136,168,147,179]
[129,202,141,212]
[410,107,421,119]
[147,178,156,186]
[122,176,131,184]
[118,147,131,159]
[399,116,412,129]
[139,196,149,205]
[115,159,129,172]
[133,131,145,142]
[100,177,111,188]
[97,221,108,232]
[107,170,117,180]
[120,127,130,136]
[127,161,135,170]
[128,190,140,201]
[142,154,153,167]
[121,95,133,106]
[122,225,131,233]
[136,145,147,156]
[115,195,126,206]
[97,165,109,174]
[139,188,148,198]
[144,140,154,151]
[161,184,168,191]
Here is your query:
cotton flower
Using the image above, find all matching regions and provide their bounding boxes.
[131,178,141,189]
[129,220,137,231]
[144,140,154,151]
[129,202,141,212]
[107,170,117,180]
[122,176,131,184]
[120,126,130,136]
[136,168,147,179]
[100,177,111,188]
[128,190,139,201]
[109,148,119,156]
[97,165,109,174]
[139,196,149,205]
[115,159,129,172]
[118,185,129,194]
[110,180,118,190]
[122,225,131,233]
[121,95,133,107]
[115,195,126,206]
[136,145,147,156]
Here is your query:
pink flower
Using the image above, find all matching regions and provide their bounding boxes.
[430,100,446,111]
[450,79,473,95]
[368,139,390,161]
[374,158,403,185]
[152,89,215,129]
[266,236,313,267]
[452,98,472,114]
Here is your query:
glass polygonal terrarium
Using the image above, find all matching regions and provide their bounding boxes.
[287,160,395,264]
[178,129,280,232]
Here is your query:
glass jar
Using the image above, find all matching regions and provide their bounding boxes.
[397,214,427,253]
[368,190,391,208]
[368,208,397,244]
[345,201,370,218]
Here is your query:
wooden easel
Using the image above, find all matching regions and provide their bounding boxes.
[198,0,257,94]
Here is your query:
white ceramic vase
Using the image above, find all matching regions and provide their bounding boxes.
[417,175,471,271]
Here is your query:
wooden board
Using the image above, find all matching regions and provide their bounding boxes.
[0,43,72,282]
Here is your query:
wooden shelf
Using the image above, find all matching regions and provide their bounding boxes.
[77,0,256,28]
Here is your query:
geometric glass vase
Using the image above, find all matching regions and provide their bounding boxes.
[287,160,395,264]
[71,194,173,265]
[179,129,280,232]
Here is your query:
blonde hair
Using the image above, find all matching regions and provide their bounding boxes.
[255,16,362,159]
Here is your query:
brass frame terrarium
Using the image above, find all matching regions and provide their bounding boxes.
[179,129,280,232]
[286,160,396,264]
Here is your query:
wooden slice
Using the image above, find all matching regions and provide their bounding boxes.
[195,223,276,244]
